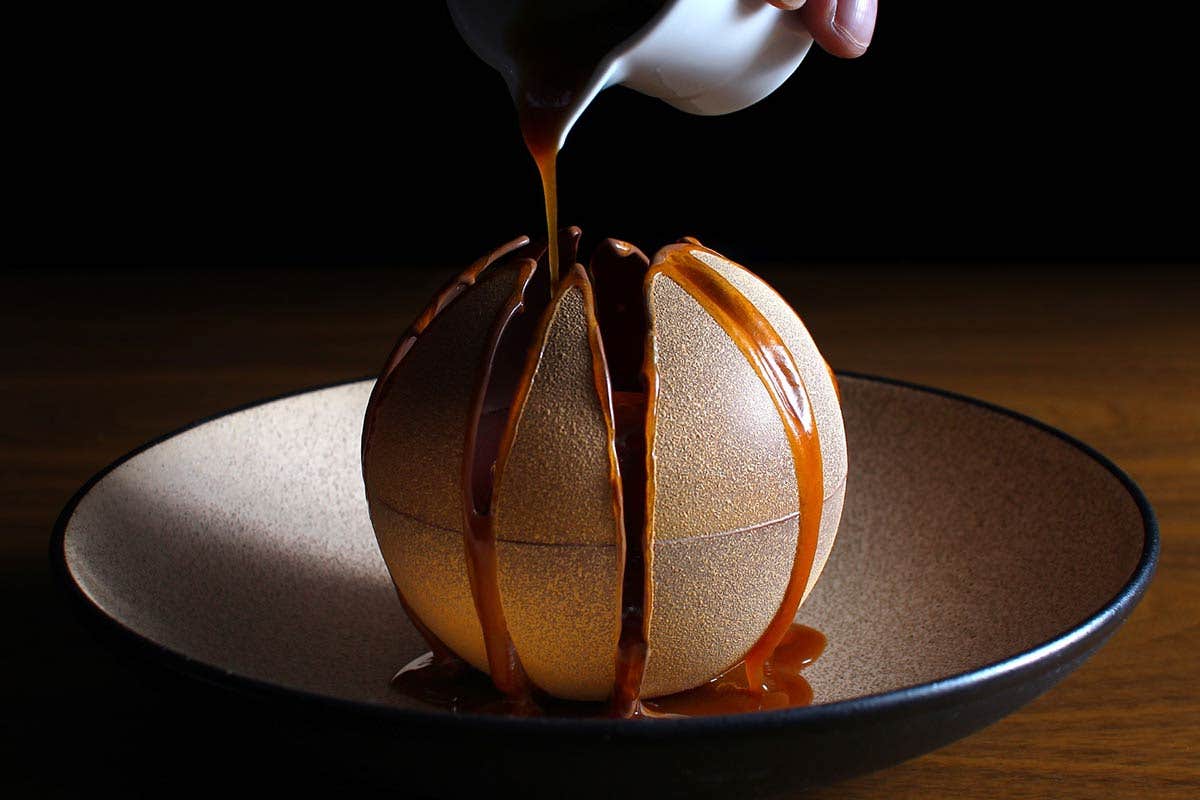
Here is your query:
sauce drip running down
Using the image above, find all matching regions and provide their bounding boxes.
[648,244,825,694]
[459,258,541,700]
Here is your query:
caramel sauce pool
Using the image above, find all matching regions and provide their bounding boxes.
[393,623,826,718]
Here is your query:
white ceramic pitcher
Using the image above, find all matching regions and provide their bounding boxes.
[447,0,813,150]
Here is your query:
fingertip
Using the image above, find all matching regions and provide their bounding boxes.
[800,0,877,59]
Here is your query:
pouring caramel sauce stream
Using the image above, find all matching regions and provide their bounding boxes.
[520,116,561,288]
[505,0,666,288]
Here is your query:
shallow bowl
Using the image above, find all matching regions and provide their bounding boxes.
[53,374,1157,797]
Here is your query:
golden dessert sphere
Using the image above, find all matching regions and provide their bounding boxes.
[362,237,846,701]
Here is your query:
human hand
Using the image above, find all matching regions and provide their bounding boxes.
[768,0,877,58]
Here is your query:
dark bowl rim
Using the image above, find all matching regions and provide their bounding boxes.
[50,372,1160,737]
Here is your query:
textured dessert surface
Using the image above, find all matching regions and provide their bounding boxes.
[495,283,619,547]
[647,273,800,540]
[364,263,527,532]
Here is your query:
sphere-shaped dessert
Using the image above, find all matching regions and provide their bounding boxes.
[362,232,846,703]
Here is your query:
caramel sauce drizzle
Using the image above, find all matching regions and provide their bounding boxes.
[376,1,833,705]
[646,243,825,695]
[361,235,533,464]
[459,258,541,700]
[575,270,639,717]
[489,261,628,708]
[362,236,538,667]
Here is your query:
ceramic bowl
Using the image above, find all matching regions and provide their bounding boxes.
[53,375,1157,797]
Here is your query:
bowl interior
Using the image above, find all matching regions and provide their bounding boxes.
[61,377,1146,710]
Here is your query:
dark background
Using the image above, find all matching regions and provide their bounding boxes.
[5,5,1199,795]
[9,3,1196,267]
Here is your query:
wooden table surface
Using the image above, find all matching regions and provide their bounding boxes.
[3,263,1196,796]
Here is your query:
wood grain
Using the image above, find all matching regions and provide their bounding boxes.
[3,263,1196,796]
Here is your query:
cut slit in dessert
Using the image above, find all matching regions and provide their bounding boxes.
[459,234,655,714]
[589,237,654,717]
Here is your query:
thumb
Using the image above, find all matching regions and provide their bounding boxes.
[771,0,877,59]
